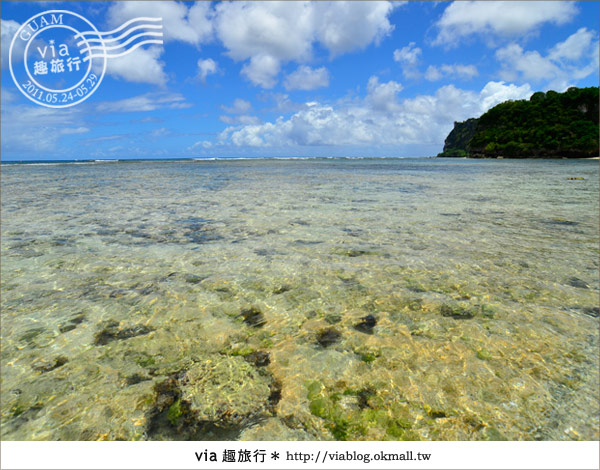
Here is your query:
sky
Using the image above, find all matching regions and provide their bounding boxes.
[1,0,598,161]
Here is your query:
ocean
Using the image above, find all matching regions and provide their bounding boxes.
[1,157,598,440]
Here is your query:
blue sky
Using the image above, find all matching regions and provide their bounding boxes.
[1,1,598,160]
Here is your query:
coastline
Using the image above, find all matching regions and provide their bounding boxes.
[2,154,600,165]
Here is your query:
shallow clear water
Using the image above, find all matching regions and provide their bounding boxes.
[1,158,598,441]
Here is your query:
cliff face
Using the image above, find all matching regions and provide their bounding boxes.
[438,86,599,158]
[438,118,478,157]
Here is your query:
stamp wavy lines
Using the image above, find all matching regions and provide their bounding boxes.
[75,17,163,61]
[75,23,163,46]
[80,34,164,61]
[82,40,164,61]
[74,16,162,39]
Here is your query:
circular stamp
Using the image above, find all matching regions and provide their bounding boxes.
[9,10,107,108]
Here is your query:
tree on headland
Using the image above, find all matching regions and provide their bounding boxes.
[438,86,599,158]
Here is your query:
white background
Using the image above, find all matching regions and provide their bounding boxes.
[1,441,599,469]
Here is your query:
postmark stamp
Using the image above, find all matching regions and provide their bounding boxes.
[9,9,163,108]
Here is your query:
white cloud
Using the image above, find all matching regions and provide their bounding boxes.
[107,1,213,45]
[221,98,252,114]
[434,1,578,46]
[549,27,596,62]
[496,29,599,90]
[100,1,397,88]
[393,42,421,66]
[103,46,167,85]
[219,114,261,125]
[365,76,403,113]
[214,2,314,63]
[393,42,421,79]
[214,1,397,88]
[312,1,397,56]
[424,66,442,82]
[478,80,532,110]
[496,44,558,82]
[103,1,215,85]
[187,2,215,42]
[95,92,191,113]
[219,97,261,124]
[218,78,531,149]
[425,64,478,81]
[1,19,21,69]
[197,58,218,82]
[241,54,281,88]
[284,65,329,90]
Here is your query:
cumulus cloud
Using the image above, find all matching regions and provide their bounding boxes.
[434,1,578,46]
[284,65,329,90]
[549,27,597,62]
[496,28,599,90]
[477,80,532,110]
[496,44,558,82]
[241,54,281,88]
[103,1,214,85]
[311,1,397,56]
[365,76,403,113]
[218,78,531,148]
[214,1,396,88]
[425,64,478,81]
[95,92,192,113]
[103,46,167,85]
[197,58,218,82]
[221,98,252,114]
[107,1,213,45]
[393,42,421,65]
[393,42,422,79]
[93,1,397,88]
[214,2,314,62]
[424,66,442,82]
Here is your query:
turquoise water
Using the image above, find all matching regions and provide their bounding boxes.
[1,157,598,441]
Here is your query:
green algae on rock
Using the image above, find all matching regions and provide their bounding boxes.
[439,303,476,320]
[316,328,342,348]
[240,307,267,328]
[94,321,154,346]
[305,380,419,441]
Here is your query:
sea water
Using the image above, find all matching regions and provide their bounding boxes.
[1,157,598,440]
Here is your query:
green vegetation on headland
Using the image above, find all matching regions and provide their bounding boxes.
[438,86,599,158]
